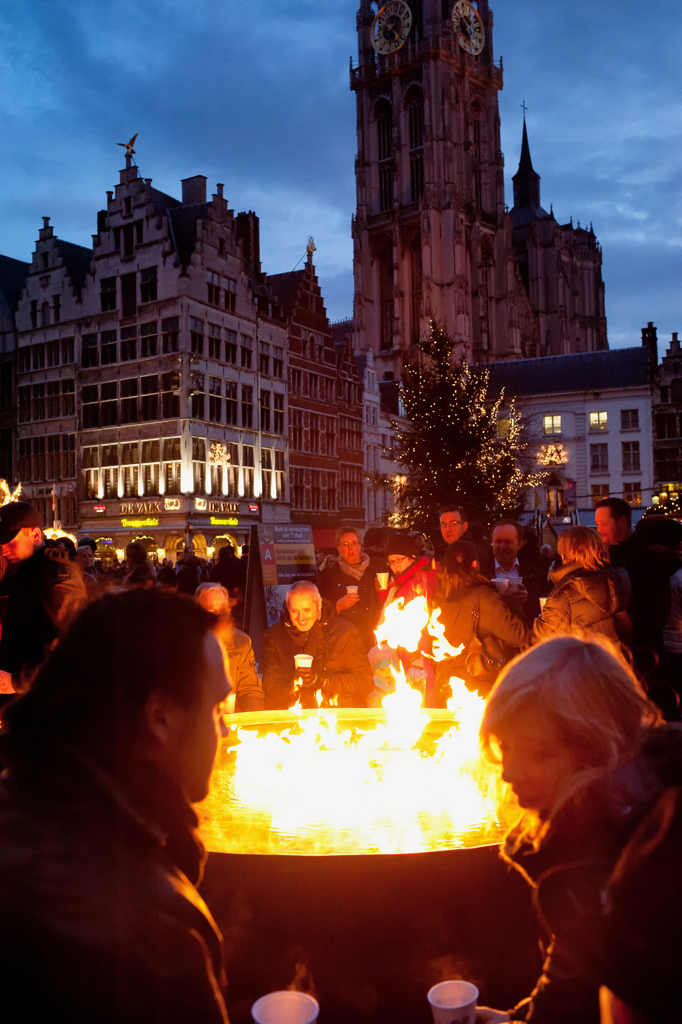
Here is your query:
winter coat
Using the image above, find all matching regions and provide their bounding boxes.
[503,724,682,1024]
[221,628,264,713]
[532,563,633,648]
[609,534,671,656]
[0,547,88,681]
[318,554,387,650]
[0,742,229,1023]
[262,599,373,710]
[432,582,529,702]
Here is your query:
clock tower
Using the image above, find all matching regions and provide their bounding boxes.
[351,0,537,375]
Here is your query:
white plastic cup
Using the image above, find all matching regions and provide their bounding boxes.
[507,576,524,594]
[539,597,547,612]
[294,654,313,670]
[376,572,389,588]
[251,990,319,1024]
[427,980,479,1024]
[346,585,359,596]
[492,578,509,595]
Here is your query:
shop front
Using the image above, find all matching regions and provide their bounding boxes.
[78,496,261,564]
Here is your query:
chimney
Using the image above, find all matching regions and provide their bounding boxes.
[216,183,224,199]
[181,175,207,205]
[641,321,658,375]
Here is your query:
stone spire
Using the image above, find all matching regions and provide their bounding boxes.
[512,118,541,211]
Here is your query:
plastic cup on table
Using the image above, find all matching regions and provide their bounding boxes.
[251,990,319,1024]
[376,572,389,588]
[294,654,313,671]
[427,980,479,1024]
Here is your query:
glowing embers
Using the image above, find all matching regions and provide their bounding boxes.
[198,674,502,856]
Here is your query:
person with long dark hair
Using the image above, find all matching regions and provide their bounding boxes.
[433,540,529,703]
[0,589,231,1022]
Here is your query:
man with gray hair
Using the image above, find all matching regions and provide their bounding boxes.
[262,580,373,710]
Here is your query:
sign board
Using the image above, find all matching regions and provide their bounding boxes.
[244,523,317,668]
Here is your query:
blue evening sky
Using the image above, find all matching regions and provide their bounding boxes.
[0,0,679,356]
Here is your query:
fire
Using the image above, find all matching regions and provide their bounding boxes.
[198,596,503,856]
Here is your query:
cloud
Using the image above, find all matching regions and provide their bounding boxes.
[0,0,679,335]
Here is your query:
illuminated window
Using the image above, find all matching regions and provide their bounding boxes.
[591,484,609,506]
[589,411,608,431]
[497,417,511,438]
[543,414,561,435]
[623,482,641,506]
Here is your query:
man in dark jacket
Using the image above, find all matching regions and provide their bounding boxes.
[209,545,247,628]
[595,498,671,663]
[486,519,550,625]
[0,589,231,1023]
[263,581,373,710]
[0,502,87,691]
[318,526,387,650]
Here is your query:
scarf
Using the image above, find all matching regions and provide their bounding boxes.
[324,552,370,582]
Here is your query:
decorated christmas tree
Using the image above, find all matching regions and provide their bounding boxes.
[387,321,543,531]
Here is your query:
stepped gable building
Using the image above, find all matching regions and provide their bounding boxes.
[649,323,682,504]
[14,155,289,561]
[349,0,606,374]
[269,253,365,544]
[510,119,607,356]
[0,255,30,486]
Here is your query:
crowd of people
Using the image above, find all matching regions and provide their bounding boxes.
[0,495,680,1022]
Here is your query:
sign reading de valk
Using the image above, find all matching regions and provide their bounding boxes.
[120,501,162,515]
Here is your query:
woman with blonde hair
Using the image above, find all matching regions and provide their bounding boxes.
[532,526,632,648]
[475,636,681,1024]
[195,583,264,713]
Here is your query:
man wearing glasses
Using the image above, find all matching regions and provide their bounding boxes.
[318,526,387,650]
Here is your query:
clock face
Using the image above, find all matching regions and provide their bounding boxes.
[371,1,413,55]
[452,0,485,56]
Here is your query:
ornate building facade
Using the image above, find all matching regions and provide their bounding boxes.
[350,0,607,374]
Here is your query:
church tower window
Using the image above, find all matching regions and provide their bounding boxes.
[376,100,394,212]
[407,90,425,203]
[410,236,422,344]
[379,243,394,352]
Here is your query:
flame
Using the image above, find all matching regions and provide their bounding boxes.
[427,608,464,661]
[198,597,503,856]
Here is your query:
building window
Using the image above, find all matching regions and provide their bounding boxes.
[379,164,393,213]
[190,317,204,355]
[241,341,252,369]
[591,484,609,506]
[224,277,237,311]
[140,321,158,357]
[46,381,60,419]
[623,482,642,506]
[61,379,75,416]
[672,378,682,402]
[340,465,363,509]
[162,316,179,353]
[309,413,319,454]
[18,347,30,374]
[621,408,639,430]
[140,375,159,421]
[101,381,117,426]
[656,413,679,439]
[379,251,393,351]
[192,437,206,495]
[140,267,157,303]
[225,330,238,364]
[163,438,182,495]
[272,347,284,378]
[242,444,255,498]
[291,467,305,509]
[120,378,138,424]
[310,470,321,511]
[101,330,117,364]
[81,333,98,368]
[100,277,116,312]
[274,449,285,499]
[590,443,609,473]
[52,295,61,323]
[209,377,222,423]
[290,368,302,393]
[376,101,392,162]
[622,441,640,473]
[46,340,60,367]
[497,417,511,438]
[242,385,253,428]
[120,272,137,317]
[273,393,284,434]
[410,236,422,344]
[120,326,137,361]
[543,414,562,435]
[30,300,38,328]
[161,371,180,419]
[660,386,670,404]
[589,411,608,431]
[259,343,270,376]
[261,448,272,499]
[292,410,304,451]
[32,344,45,371]
[226,442,239,495]
[260,390,271,433]
[225,380,238,425]
[190,374,205,420]
[207,271,221,306]
[208,323,221,360]
[82,384,99,429]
